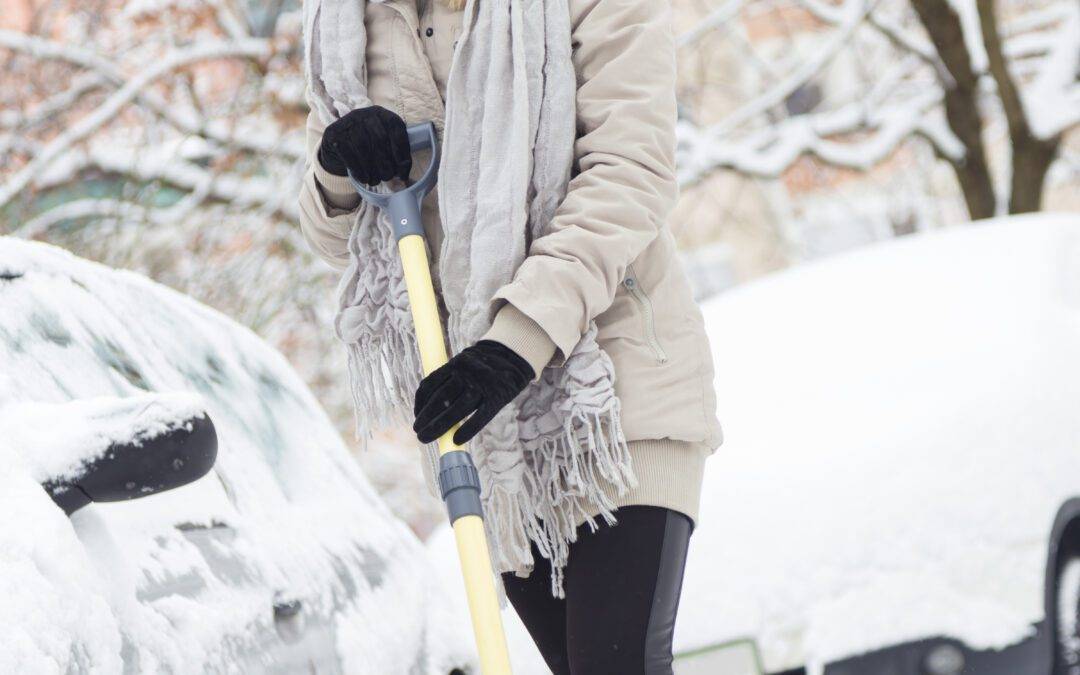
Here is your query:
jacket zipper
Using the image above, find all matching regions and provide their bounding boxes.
[623,265,668,364]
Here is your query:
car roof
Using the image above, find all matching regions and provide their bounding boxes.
[675,214,1080,671]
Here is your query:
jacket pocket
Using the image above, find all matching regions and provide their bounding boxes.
[623,264,669,364]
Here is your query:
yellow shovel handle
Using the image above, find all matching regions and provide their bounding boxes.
[398,234,513,675]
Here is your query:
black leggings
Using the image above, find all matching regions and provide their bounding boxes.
[502,506,693,675]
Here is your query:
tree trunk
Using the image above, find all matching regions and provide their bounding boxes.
[911,0,997,220]
[1009,135,1058,213]
[976,0,1060,214]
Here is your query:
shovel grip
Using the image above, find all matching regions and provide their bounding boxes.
[348,121,440,242]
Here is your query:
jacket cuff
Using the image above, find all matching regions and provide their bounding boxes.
[298,169,353,271]
[313,159,361,212]
[481,303,557,380]
[491,281,580,367]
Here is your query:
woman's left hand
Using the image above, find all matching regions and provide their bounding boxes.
[413,341,534,445]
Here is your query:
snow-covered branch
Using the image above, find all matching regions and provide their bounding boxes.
[0,30,300,161]
[711,0,880,138]
[1021,5,1080,140]
[0,38,273,209]
[206,0,253,41]
[677,88,957,182]
[0,29,119,73]
[22,140,300,225]
[796,0,939,67]
[673,0,1075,219]
[675,0,965,186]
[978,0,1067,213]
[0,72,106,131]
[979,0,1035,143]
[14,198,177,239]
[678,0,746,49]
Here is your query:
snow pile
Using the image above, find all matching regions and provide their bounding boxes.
[0,455,124,673]
[0,391,206,484]
[0,238,471,673]
[675,213,1080,672]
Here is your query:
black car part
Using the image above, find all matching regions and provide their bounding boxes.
[43,413,218,515]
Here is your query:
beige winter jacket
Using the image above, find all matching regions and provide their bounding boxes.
[298,0,722,524]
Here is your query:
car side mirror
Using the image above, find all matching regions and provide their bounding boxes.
[43,412,218,515]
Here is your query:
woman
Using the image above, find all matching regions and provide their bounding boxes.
[299,0,722,671]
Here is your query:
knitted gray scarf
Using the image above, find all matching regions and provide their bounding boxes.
[303,0,634,594]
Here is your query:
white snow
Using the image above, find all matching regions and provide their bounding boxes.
[0,391,206,483]
[424,524,550,675]
[1024,3,1080,140]
[0,460,125,673]
[0,238,473,673]
[675,213,1080,672]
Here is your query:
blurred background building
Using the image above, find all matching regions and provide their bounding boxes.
[2,0,1078,537]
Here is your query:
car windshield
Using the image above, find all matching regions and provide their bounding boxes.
[0,238,362,511]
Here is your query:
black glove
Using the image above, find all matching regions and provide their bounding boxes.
[317,105,412,185]
[413,340,535,445]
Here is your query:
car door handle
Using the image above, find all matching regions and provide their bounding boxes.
[272,595,304,643]
[273,597,302,619]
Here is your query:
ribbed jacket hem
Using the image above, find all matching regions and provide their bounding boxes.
[480,303,558,381]
[579,438,709,528]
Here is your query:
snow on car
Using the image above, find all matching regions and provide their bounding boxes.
[0,237,475,674]
[674,213,1080,674]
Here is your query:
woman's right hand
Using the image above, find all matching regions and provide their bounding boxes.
[317,105,413,186]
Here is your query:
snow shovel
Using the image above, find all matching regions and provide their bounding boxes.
[348,122,513,675]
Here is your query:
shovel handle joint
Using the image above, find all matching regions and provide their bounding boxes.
[439,450,484,522]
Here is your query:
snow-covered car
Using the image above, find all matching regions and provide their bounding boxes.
[0,238,475,674]
[672,214,1080,674]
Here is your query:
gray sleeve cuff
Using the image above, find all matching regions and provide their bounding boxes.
[313,159,362,213]
[481,303,558,380]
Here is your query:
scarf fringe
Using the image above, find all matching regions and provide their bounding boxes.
[486,405,636,597]
[345,328,444,492]
[344,330,422,436]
